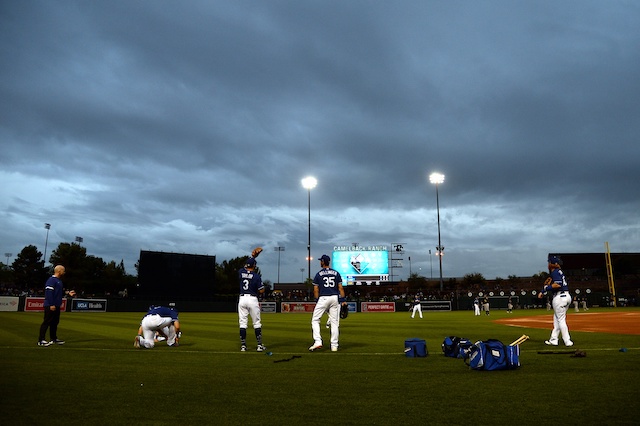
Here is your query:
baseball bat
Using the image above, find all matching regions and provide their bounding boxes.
[509,334,529,346]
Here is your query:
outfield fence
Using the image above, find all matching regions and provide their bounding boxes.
[0,291,624,313]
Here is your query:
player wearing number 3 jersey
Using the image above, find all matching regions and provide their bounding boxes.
[309,254,346,352]
[238,257,266,352]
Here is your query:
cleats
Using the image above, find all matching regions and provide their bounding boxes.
[544,340,558,346]
[331,347,338,352]
[256,345,267,352]
[38,340,52,347]
[52,339,65,345]
[240,345,248,352]
[134,335,141,348]
[308,343,323,351]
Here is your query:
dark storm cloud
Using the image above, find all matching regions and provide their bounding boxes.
[1,0,639,282]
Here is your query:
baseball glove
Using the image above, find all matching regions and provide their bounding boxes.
[340,303,349,319]
[251,247,263,258]
[543,277,553,286]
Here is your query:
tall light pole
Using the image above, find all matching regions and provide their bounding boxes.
[4,253,11,266]
[429,249,433,280]
[301,176,317,282]
[274,246,285,288]
[44,223,51,265]
[429,172,445,291]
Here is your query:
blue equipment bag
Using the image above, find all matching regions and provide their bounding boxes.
[404,338,428,358]
[465,339,520,370]
[442,336,474,358]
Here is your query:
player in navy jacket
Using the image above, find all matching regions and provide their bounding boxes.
[38,265,75,346]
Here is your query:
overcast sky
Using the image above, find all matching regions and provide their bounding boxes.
[1,0,639,284]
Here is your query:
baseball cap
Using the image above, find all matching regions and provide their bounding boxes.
[318,254,331,264]
[548,255,561,265]
[245,257,256,267]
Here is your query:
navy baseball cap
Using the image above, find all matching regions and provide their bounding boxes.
[245,257,256,267]
[548,255,561,265]
[318,254,331,264]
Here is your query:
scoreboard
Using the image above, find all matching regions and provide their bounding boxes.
[331,245,389,285]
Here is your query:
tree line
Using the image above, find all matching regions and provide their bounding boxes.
[0,243,269,297]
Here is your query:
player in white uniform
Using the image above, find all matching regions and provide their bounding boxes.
[473,296,481,316]
[538,255,573,347]
[238,257,266,352]
[134,305,180,349]
[309,254,346,352]
[411,295,423,318]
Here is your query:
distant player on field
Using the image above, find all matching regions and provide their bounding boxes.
[482,296,490,315]
[411,294,423,318]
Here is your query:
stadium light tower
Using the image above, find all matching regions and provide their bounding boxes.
[301,176,317,282]
[44,223,51,265]
[274,246,285,288]
[429,172,445,292]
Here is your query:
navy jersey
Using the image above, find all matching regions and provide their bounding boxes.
[43,276,64,307]
[550,268,569,292]
[147,306,179,321]
[313,268,343,296]
[238,268,264,296]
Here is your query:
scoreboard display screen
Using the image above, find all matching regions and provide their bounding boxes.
[331,246,389,285]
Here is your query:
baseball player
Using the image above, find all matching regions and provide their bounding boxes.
[482,296,490,315]
[580,298,589,311]
[507,297,513,314]
[134,305,180,349]
[309,254,346,352]
[473,296,481,316]
[238,256,266,352]
[538,255,573,347]
[411,294,423,318]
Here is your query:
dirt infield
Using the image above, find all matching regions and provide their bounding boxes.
[494,311,640,335]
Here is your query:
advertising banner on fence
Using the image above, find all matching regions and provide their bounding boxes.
[24,297,68,312]
[421,300,452,311]
[0,296,19,312]
[361,302,396,312]
[71,298,108,312]
[281,302,316,313]
[260,301,277,313]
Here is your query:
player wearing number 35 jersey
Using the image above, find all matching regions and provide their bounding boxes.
[309,254,346,352]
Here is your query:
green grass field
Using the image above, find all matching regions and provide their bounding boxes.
[1,308,638,425]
